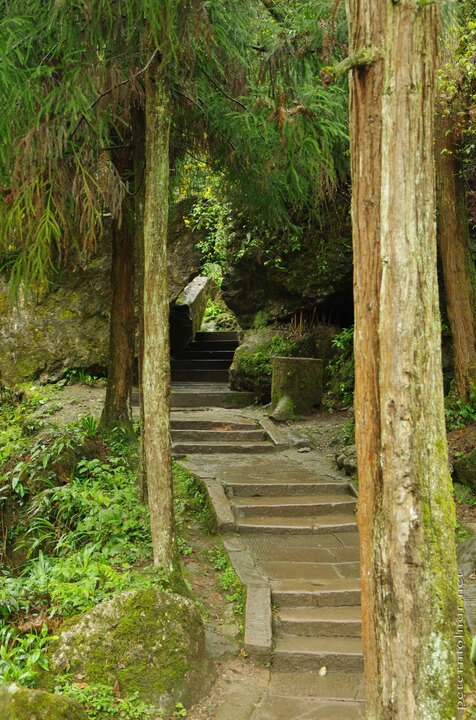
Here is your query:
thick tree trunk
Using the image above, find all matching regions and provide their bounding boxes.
[348,1,460,717]
[436,112,476,402]
[142,65,178,572]
[100,205,135,432]
[101,146,135,433]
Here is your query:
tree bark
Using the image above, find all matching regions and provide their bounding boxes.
[142,63,178,572]
[348,1,460,717]
[132,105,148,503]
[436,111,476,402]
[100,147,135,434]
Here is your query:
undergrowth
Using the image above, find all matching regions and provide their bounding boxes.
[209,544,246,631]
[0,389,213,693]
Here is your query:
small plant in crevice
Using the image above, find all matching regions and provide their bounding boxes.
[445,396,476,431]
[326,325,354,408]
[209,544,246,625]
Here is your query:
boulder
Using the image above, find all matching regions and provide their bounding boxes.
[0,200,204,387]
[170,276,210,351]
[0,684,86,720]
[453,447,476,493]
[221,199,353,328]
[42,588,213,716]
[336,445,357,476]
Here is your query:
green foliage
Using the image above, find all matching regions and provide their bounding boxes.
[326,325,354,407]
[172,702,187,718]
[233,331,300,401]
[0,624,51,687]
[201,298,238,331]
[173,463,217,537]
[453,483,476,507]
[55,682,157,720]
[445,396,476,431]
[64,369,104,387]
[455,521,472,545]
[209,545,245,621]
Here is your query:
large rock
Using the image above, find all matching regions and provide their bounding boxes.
[221,199,352,327]
[42,588,213,716]
[0,200,203,387]
[454,447,476,493]
[0,684,86,720]
[229,324,337,403]
[170,276,210,351]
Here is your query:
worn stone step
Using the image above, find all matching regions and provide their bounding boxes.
[263,559,360,581]
[172,428,266,443]
[250,544,360,564]
[171,419,257,430]
[173,441,275,455]
[227,480,351,497]
[269,671,364,701]
[189,339,238,351]
[273,635,363,673]
[248,694,364,720]
[277,606,362,637]
[168,385,256,408]
[172,349,235,360]
[230,495,356,518]
[236,514,357,534]
[271,578,361,607]
[171,368,230,382]
[171,358,232,370]
[194,331,238,341]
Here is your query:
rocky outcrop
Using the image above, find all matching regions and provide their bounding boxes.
[170,276,210,351]
[42,588,213,716]
[0,684,86,720]
[0,200,204,387]
[221,200,352,327]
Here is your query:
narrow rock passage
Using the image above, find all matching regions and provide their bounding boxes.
[180,410,364,720]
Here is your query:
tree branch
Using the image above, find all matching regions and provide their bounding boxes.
[70,48,160,138]
[321,47,382,85]
[198,64,247,111]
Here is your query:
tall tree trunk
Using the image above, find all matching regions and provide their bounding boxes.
[100,194,135,433]
[348,1,460,717]
[132,105,148,503]
[142,63,178,572]
[436,112,476,402]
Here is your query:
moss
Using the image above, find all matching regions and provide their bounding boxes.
[0,684,86,720]
[42,589,212,715]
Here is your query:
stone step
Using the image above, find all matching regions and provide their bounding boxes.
[171,419,257,430]
[171,368,230,382]
[263,560,360,581]
[194,331,239,341]
[172,441,275,455]
[273,635,363,673]
[189,339,238,351]
[227,480,351,497]
[231,495,356,518]
[236,514,357,534]
[277,606,362,637]
[271,578,361,607]
[172,429,266,443]
[250,545,361,564]
[172,350,235,360]
[171,359,232,370]
[268,671,364,701]
[168,385,256,408]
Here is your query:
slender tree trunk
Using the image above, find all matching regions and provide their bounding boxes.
[142,63,178,571]
[100,197,135,433]
[436,112,476,402]
[348,1,460,717]
[132,105,148,503]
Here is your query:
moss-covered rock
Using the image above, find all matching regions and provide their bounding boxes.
[40,588,214,716]
[271,357,323,415]
[454,447,476,493]
[229,325,336,402]
[0,684,86,720]
[0,200,204,388]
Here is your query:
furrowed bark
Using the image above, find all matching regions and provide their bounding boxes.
[347,0,460,716]
[142,61,178,572]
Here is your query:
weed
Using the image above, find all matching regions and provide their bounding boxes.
[326,326,354,406]
[55,681,157,720]
[209,545,246,622]
[172,702,187,718]
[445,397,476,431]
[456,522,472,545]
[453,483,476,506]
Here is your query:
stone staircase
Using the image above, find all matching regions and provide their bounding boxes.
[171,330,238,383]
[183,451,365,718]
[171,417,276,455]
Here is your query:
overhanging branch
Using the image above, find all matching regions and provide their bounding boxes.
[321,47,382,85]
